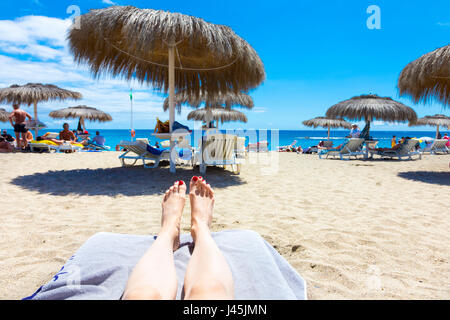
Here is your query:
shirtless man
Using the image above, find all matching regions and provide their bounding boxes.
[9,104,32,149]
[59,123,77,142]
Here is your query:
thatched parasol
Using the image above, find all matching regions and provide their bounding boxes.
[398,44,450,107]
[409,114,450,139]
[49,106,112,132]
[187,106,247,126]
[302,117,352,140]
[326,94,417,139]
[69,5,265,172]
[0,108,9,122]
[163,91,254,114]
[0,83,82,136]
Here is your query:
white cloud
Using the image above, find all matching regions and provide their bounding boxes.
[102,0,118,5]
[251,107,268,113]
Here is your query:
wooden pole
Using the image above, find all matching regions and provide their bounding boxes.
[168,45,176,173]
[33,100,38,138]
[436,125,439,139]
[327,126,330,140]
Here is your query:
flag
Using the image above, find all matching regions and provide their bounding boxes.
[130,89,133,101]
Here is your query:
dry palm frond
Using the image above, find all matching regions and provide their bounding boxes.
[409,114,450,127]
[326,94,417,122]
[49,106,112,122]
[398,44,450,107]
[163,90,253,114]
[0,108,9,122]
[302,116,352,129]
[0,83,82,105]
[187,106,247,123]
[68,6,265,94]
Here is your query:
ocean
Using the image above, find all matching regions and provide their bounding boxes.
[2,128,443,150]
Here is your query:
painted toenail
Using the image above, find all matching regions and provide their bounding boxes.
[179,181,184,185]
[193,176,198,181]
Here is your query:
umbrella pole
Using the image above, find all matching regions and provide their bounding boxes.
[168,44,176,173]
[33,100,38,138]
[436,125,439,139]
[327,126,330,140]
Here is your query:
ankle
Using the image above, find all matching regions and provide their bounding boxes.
[191,219,210,239]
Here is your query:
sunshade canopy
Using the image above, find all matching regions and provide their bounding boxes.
[326,94,417,123]
[49,106,113,122]
[187,106,247,124]
[68,6,265,94]
[163,90,254,114]
[398,44,450,107]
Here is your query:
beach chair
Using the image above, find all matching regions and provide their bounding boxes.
[118,140,170,168]
[318,138,365,160]
[195,134,241,174]
[368,139,422,160]
[421,139,449,155]
[321,140,333,149]
[236,137,247,160]
[29,141,83,153]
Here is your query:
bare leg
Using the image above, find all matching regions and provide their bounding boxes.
[21,132,27,148]
[184,177,234,300]
[122,181,186,300]
[14,132,21,149]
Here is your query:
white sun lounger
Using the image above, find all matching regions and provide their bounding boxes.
[421,139,449,155]
[318,138,365,160]
[118,140,170,168]
[194,134,242,174]
[29,142,82,153]
[368,139,422,160]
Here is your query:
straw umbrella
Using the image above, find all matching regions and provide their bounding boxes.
[326,94,418,138]
[49,106,113,132]
[188,106,247,128]
[302,117,352,140]
[68,6,265,172]
[0,108,9,123]
[163,90,254,114]
[409,114,450,139]
[0,83,82,137]
[398,44,450,107]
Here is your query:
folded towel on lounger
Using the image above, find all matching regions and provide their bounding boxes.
[24,230,307,300]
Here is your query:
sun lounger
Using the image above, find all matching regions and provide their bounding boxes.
[421,139,449,155]
[318,138,365,160]
[194,134,242,174]
[368,139,422,160]
[118,140,170,168]
[23,230,307,300]
[29,140,83,153]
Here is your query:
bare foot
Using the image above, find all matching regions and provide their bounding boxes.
[189,176,215,241]
[161,180,186,251]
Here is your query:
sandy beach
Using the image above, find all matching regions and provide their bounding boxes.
[0,151,449,300]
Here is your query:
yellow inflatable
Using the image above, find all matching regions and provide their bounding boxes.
[30,140,83,148]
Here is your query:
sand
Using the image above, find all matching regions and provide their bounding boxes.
[0,151,449,300]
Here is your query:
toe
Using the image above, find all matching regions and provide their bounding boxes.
[190,176,199,193]
[178,180,186,194]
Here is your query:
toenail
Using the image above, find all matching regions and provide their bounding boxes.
[179,181,184,185]
[193,176,198,181]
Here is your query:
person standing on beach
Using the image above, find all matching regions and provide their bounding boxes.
[9,104,32,149]
[391,135,397,148]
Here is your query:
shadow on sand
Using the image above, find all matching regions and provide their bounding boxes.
[397,171,450,186]
[10,164,245,197]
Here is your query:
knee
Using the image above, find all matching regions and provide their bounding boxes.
[122,286,163,300]
[188,279,231,299]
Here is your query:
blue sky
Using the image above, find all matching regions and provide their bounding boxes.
[0,0,449,131]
